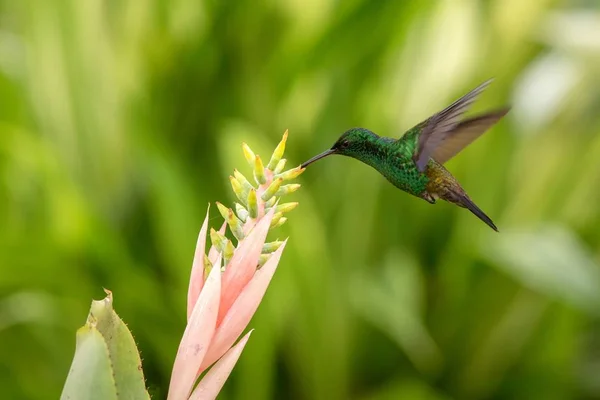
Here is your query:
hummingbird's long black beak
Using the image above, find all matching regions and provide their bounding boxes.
[301,149,336,168]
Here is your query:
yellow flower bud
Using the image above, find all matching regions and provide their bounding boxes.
[254,155,266,185]
[247,188,258,218]
[276,202,298,214]
[242,143,256,166]
[273,159,287,174]
[267,130,288,170]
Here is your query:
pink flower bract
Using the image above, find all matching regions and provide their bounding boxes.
[168,208,285,400]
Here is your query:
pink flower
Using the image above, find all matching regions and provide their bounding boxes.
[167,132,300,400]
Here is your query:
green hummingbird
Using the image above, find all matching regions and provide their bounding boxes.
[301,79,509,231]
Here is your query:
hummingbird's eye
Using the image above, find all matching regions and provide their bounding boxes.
[340,140,350,149]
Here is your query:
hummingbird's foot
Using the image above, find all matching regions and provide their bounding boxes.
[421,192,436,204]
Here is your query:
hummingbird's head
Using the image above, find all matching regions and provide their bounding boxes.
[301,128,376,168]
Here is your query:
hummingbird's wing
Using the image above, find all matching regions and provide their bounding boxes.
[431,108,510,165]
[413,79,493,171]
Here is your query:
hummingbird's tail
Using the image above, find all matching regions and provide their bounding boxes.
[425,162,498,231]
[459,195,498,232]
[441,189,498,231]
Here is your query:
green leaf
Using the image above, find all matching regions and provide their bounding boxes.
[61,290,150,400]
[361,377,452,400]
[482,225,600,314]
[349,250,442,375]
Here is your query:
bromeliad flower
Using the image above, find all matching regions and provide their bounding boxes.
[168,131,302,400]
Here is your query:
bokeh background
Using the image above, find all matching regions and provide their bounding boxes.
[2,0,600,399]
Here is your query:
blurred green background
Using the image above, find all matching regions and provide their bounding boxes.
[2,0,600,399]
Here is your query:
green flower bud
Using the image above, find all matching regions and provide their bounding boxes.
[261,177,284,202]
[275,184,301,197]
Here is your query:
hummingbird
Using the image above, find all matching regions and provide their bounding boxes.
[301,79,509,231]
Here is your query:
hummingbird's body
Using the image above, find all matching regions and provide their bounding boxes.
[338,127,429,196]
[301,79,509,231]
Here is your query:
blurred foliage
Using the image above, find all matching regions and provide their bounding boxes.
[1,0,600,399]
